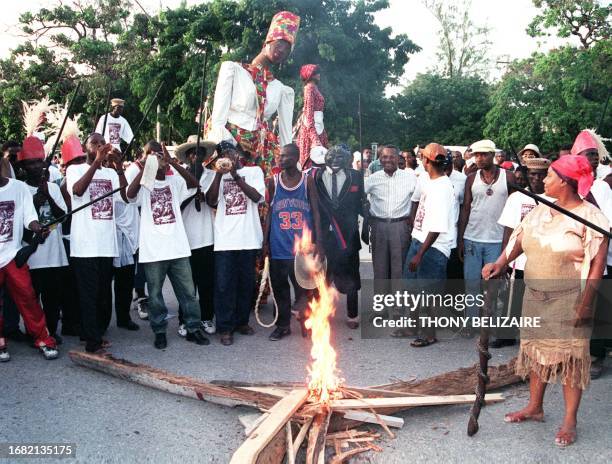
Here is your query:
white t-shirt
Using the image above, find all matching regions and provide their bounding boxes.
[95,114,134,150]
[0,179,38,268]
[182,170,215,250]
[213,166,265,251]
[48,165,62,183]
[66,163,122,258]
[498,191,553,271]
[25,182,69,269]
[132,174,195,263]
[411,175,457,258]
[448,169,467,206]
[590,179,612,266]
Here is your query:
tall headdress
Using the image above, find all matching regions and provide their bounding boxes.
[265,11,300,50]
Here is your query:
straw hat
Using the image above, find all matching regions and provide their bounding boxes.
[518,143,541,158]
[174,135,216,164]
[294,252,327,290]
[524,157,551,170]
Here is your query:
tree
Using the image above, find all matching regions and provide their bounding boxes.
[422,0,492,78]
[527,0,611,49]
[392,73,491,147]
[484,40,612,154]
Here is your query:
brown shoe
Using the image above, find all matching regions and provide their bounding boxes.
[346,318,359,330]
[219,332,233,346]
[235,325,255,335]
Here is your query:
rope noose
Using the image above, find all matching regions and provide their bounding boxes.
[254,256,279,328]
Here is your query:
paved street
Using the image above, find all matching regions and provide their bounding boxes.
[1,257,610,463]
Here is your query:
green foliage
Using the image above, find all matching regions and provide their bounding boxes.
[527,0,611,49]
[392,73,492,147]
[484,40,612,154]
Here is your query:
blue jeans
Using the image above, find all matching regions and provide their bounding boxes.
[143,257,200,334]
[403,239,448,280]
[403,239,448,338]
[214,250,258,334]
[463,239,502,319]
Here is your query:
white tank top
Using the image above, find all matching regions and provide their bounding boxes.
[464,168,508,243]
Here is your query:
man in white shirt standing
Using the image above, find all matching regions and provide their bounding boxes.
[495,158,552,348]
[127,141,210,349]
[404,143,457,348]
[206,142,266,346]
[65,133,128,354]
[95,98,134,151]
[365,145,416,280]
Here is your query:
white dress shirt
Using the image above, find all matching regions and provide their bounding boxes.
[365,168,417,218]
[321,167,347,198]
[209,61,295,147]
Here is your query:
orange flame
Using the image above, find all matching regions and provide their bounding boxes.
[294,226,342,403]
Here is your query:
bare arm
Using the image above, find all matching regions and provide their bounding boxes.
[457,173,475,261]
[262,177,275,257]
[206,171,223,207]
[126,162,144,200]
[575,237,609,325]
[482,231,524,280]
[232,170,262,203]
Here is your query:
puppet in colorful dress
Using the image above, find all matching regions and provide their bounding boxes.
[208,11,300,175]
[295,64,328,169]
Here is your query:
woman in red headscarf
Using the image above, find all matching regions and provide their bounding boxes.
[482,155,609,447]
[295,64,329,169]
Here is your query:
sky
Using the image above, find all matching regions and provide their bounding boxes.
[0,0,571,92]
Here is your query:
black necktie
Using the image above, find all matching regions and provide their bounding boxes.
[331,172,338,203]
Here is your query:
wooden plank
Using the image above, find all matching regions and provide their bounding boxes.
[240,413,270,437]
[69,351,282,411]
[305,407,331,464]
[230,389,309,464]
[330,393,504,411]
[342,410,404,428]
[291,416,313,462]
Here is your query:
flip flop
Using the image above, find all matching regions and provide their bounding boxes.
[555,426,577,447]
[410,337,438,347]
[504,411,545,423]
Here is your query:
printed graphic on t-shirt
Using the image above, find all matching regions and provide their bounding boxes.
[150,185,176,225]
[520,203,535,221]
[38,201,53,223]
[414,196,426,231]
[0,200,15,243]
[108,123,121,145]
[89,179,113,220]
[223,178,247,216]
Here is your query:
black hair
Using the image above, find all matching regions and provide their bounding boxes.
[2,141,20,152]
[144,140,162,154]
[282,143,300,158]
[381,144,400,156]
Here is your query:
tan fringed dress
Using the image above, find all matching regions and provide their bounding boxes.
[507,201,609,389]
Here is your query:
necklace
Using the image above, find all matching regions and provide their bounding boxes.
[481,169,498,196]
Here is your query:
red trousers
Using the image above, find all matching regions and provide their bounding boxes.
[0,259,56,348]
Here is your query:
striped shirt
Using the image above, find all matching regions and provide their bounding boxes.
[365,168,417,219]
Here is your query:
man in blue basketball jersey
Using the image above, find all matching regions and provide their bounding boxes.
[263,144,323,341]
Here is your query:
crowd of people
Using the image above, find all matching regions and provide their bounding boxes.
[1,9,610,449]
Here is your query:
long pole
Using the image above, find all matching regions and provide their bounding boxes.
[122,81,164,162]
[101,81,112,137]
[15,185,123,267]
[46,81,82,165]
[193,48,209,212]
[358,93,363,172]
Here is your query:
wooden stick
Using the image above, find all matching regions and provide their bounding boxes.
[285,422,295,464]
[291,416,313,462]
[330,393,504,411]
[305,407,331,464]
[342,410,404,428]
[230,389,308,464]
[330,446,370,464]
[69,351,280,410]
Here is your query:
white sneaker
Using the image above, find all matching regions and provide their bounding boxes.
[40,345,59,360]
[202,320,216,335]
[136,298,149,320]
[0,347,10,362]
[177,324,187,337]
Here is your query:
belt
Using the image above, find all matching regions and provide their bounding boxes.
[369,215,410,223]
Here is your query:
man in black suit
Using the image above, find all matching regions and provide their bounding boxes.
[314,145,365,329]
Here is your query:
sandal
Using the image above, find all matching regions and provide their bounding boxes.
[410,337,437,347]
[504,411,544,423]
[555,426,577,447]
